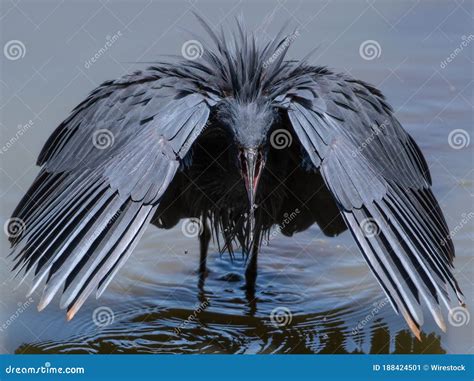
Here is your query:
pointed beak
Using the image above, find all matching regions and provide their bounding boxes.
[240,147,265,248]
[240,148,264,209]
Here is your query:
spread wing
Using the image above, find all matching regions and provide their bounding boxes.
[279,68,464,338]
[8,69,211,319]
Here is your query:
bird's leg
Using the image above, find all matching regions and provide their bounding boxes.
[198,218,211,289]
[245,229,260,296]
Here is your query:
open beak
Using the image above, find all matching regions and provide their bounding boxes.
[240,147,265,246]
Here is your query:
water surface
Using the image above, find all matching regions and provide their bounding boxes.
[0,0,472,354]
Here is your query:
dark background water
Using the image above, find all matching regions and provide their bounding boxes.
[0,0,472,354]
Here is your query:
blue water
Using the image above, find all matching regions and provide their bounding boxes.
[0,0,472,354]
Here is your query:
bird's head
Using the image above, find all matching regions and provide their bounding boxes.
[217,98,277,211]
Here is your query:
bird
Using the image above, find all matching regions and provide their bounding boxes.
[7,15,464,340]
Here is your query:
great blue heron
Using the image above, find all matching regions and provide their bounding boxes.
[7,16,464,339]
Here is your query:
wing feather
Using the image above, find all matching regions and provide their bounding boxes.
[9,69,210,318]
[282,68,463,337]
